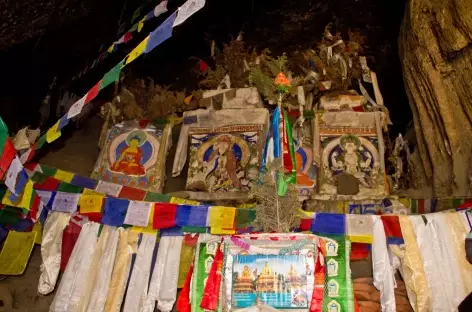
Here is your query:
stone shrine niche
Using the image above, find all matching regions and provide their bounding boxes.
[183,108,269,193]
[314,112,387,198]
[91,121,170,192]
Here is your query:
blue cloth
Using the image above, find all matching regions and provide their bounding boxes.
[71,175,97,190]
[101,197,129,226]
[183,115,197,125]
[160,226,183,236]
[145,10,155,21]
[144,12,176,53]
[311,213,346,235]
[58,115,70,130]
[272,106,281,158]
[39,204,50,225]
[10,218,33,232]
[0,226,8,242]
[14,170,28,196]
[175,205,208,227]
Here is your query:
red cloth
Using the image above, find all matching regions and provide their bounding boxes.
[310,246,325,312]
[23,161,38,172]
[34,177,61,191]
[153,203,177,229]
[27,194,41,220]
[0,139,15,179]
[60,221,82,272]
[299,218,313,231]
[123,32,133,43]
[199,60,208,72]
[85,80,102,103]
[200,244,224,310]
[350,243,369,261]
[381,216,403,237]
[81,212,102,223]
[118,186,146,201]
[176,264,193,312]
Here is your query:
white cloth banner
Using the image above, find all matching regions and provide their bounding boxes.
[38,211,71,295]
[371,216,396,312]
[122,234,157,311]
[173,0,205,27]
[154,1,168,17]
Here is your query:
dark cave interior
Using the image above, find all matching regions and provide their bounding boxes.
[0,0,410,137]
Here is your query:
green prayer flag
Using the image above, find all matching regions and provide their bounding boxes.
[0,117,8,134]
[144,192,171,203]
[235,209,256,228]
[40,165,57,178]
[30,172,48,184]
[35,134,47,150]
[57,183,83,194]
[100,59,125,90]
[182,226,208,233]
[0,207,22,226]
[277,173,288,196]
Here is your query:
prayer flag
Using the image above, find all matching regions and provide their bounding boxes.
[175,205,208,227]
[126,36,149,65]
[35,134,47,150]
[170,196,199,205]
[100,59,125,90]
[2,180,34,210]
[123,32,133,43]
[380,216,404,244]
[57,115,70,131]
[70,175,97,190]
[0,139,16,179]
[144,192,171,203]
[124,201,152,227]
[34,177,60,191]
[299,218,313,231]
[210,227,235,235]
[79,194,104,214]
[234,208,256,228]
[145,12,176,53]
[208,206,235,229]
[118,186,146,201]
[346,215,373,244]
[132,204,157,234]
[145,10,155,21]
[85,80,102,103]
[54,169,74,183]
[154,1,168,17]
[132,8,141,22]
[51,192,80,213]
[0,231,36,275]
[5,157,23,194]
[311,213,346,235]
[173,0,205,27]
[107,44,115,53]
[137,18,145,32]
[153,203,177,229]
[102,197,129,226]
[46,122,61,143]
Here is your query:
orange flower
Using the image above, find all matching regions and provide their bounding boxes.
[274,72,290,86]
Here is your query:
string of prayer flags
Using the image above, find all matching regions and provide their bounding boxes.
[126,36,150,65]
[100,59,125,90]
[380,216,404,244]
[175,205,208,227]
[153,203,178,229]
[173,0,206,27]
[346,214,374,244]
[311,213,346,235]
[144,12,176,53]
[0,230,36,275]
[208,206,236,229]
[102,197,129,226]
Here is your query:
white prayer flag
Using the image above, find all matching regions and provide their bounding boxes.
[52,192,81,213]
[154,1,168,17]
[67,96,86,119]
[19,148,32,164]
[124,201,152,227]
[173,0,205,27]
[95,181,123,197]
[5,157,23,194]
[35,190,53,206]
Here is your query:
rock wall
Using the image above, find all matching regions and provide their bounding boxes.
[399,0,472,196]
[353,277,412,312]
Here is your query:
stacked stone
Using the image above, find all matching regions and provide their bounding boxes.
[353,277,412,312]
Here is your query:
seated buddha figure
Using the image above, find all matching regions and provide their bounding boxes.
[110,133,146,176]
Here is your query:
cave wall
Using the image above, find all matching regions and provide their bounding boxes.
[399,0,472,196]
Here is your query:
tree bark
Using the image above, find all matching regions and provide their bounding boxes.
[399,0,472,196]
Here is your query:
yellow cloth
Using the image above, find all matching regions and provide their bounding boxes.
[398,216,431,312]
[208,206,236,228]
[107,44,115,53]
[2,180,34,210]
[104,230,139,312]
[170,197,199,205]
[137,18,145,32]
[83,188,103,196]
[125,36,149,65]
[210,227,235,235]
[54,169,74,183]
[177,243,195,288]
[33,223,42,244]
[443,213,472,293]
[79,194,104,214]
[0,231,37,275]
[46,121,61,143]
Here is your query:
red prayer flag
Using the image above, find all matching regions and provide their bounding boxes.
[118,186,146,201]
[153,203,177,229]
[124,32,133,43]
[299,218,313,231]
[85,80,102,104]
[381,215,404,244]
[200,243,224,310]
[176,263,193,312]
[0,139,16,179]
[34,177,61,191]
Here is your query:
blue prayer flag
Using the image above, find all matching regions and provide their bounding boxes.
[58,115,70,130]
[175,205,208,227]
[144,12,176,53]
[311,213,346,235]
[102,197,129,226]
[71,175,98,190]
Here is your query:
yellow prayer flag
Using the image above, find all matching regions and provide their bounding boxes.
[125,36,149,65]
[210,227,235,235]
[137,18,145,32]
[170,197,200,205]
[54,169,74,183]
[132,204,158,234]
[184,95,193,105]
[347,235,373,244]
[46,122,61,143]
[208,206,236,229]
[237,203,256,209]
[32,223,42,245]
[83,188,102,196]
[297,208,313,218]
[79,194,104,214]
[0,231,37,275]
[108,44,115,53]
[168,117,183,125]
[2,180,34,210]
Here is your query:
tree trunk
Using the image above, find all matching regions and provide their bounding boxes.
[399,0,472,196]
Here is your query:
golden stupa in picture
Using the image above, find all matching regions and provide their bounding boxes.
[234,265,255,293]
[286,265,303,289]
[256,262,278,292]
